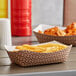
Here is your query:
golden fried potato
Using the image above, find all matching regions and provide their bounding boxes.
[42,47,58,53]
[44,27,59,36]
[38,30,43,34]
[16,46,24,50]
[37,43,67,48]
[16,44,46,52]
[57,30,66,36]
[37,43,67,53]
[15,43,67,53]
[71,22,76,29]
[38,22,76,36]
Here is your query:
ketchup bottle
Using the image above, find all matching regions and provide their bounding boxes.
[11,0,32,36]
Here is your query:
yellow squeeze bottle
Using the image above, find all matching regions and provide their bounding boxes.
[0,0,8,18]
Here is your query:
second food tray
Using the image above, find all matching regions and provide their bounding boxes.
[33,24,76,46]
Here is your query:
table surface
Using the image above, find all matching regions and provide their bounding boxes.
[0,36,76,75]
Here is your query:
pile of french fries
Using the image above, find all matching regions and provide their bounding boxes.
[38,22,76,36]
[15,43,67,53]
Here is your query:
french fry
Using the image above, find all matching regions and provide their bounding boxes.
[67,25,72,29]
[15,43,67,53]
[57,30,66,36]
[16,46,24,50]
[44,27,59,36]
[38,22,76,36]
[71,22,76,29]
[38,30,43,34]
[16,44,46,52]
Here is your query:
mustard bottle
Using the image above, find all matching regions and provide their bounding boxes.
[0,0,8,18]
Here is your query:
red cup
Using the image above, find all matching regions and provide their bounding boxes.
[11,0,32,36]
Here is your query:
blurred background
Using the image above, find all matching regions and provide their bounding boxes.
[0,0,76,37]
[8,0,76,26]
[1,0,76,27]
[7,0,64,26]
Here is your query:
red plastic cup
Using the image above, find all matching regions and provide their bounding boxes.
[11,0,32,36]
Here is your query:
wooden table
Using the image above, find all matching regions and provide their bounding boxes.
[0,36,76,75]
